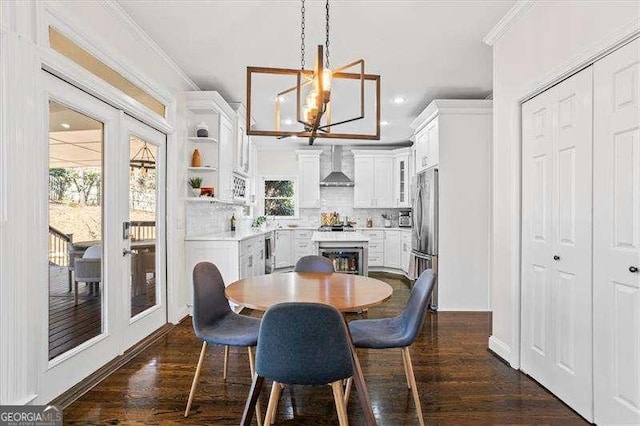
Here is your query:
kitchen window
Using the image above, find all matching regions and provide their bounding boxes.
[263,179,296,217]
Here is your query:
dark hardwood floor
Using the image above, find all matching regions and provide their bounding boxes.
[63,273,587,425]
[49,265,157,360]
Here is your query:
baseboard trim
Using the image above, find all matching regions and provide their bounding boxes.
[50,322,176,409]
[488,335,512,365]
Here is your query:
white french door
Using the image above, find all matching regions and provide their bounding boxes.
[521,66,593,421]
[40,72,166,402]
[121,115,167,349]
[593,38,640,425]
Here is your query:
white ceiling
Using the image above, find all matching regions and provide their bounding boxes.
[117,0,512,147]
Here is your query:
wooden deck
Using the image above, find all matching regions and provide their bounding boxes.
[49,265,157,360]
[63,273,587,425]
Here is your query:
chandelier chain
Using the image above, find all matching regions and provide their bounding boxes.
[325,0,330,69]
[300,0,306,70]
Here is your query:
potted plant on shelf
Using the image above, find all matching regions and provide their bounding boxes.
[188,177,202,197]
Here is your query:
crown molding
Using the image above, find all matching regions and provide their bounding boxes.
[410,99,493,131]
[101,0,200,91]
[483,0,534,46]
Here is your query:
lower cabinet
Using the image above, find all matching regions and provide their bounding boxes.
[363,230,384,267]
[274,229,293,268]
[293,229,314,264]
[185,234,266,310]
[384,230,401,270]
[401,230,411,273]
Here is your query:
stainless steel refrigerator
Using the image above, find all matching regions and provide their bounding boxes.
[411,167,438,310]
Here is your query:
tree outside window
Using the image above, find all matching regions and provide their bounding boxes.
[264,179,295,217]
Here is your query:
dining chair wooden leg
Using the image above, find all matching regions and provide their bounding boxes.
[402,347,424,426]
[184,341,208,417]
[343,377,353,405]
[401,347,412,389]
[331,380,349,426]
[241,375,265,426]
[74,281,78,306]
[265,381,282,425]
[223,345,229,380]
[247,347,263,426]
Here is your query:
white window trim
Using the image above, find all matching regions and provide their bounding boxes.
[260,175,299,219]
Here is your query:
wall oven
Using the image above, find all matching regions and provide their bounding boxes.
[319,243,368,276]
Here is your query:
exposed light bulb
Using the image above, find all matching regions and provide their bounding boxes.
[392,96,406,104]
[380,121,389,126]
[283,118,293,125]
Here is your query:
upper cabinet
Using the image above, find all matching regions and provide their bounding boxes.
[352,151,394,208]
[413,117,439,174]
[296,150,322,208]
[393,148,411,208]
[232,103,253,177]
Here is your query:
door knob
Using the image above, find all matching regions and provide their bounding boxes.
[123,249,132,256]
[630,266,639,273]
[553,255,560,261]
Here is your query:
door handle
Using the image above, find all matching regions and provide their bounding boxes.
[553,255,560,261]
[123,249,132,256]
[630,266,639,273]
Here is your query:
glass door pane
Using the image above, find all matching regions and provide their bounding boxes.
[48,100,104,360]
[129,136,158,317]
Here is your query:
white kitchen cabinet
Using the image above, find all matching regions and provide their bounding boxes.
[393,148,411,208]
[384,230,401,269]
[296,150,322,208]
[413,117,439,174]
[232,103,251,177]
[274,229,293,268]
[293,229,315,264]
[353,152,394,208]
[401,230,411,273]
[354,157,375,208]
[363,230,384,267]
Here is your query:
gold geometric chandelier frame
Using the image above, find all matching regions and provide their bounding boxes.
[246,45,381,144]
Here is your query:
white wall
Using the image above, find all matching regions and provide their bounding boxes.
[489,0,640,365]
[0,0,196,405]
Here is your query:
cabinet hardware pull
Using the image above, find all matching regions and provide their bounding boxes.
[123,249,132,256]
[553,255,560,261]
[630,266,639,273]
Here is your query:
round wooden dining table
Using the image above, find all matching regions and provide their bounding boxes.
[227,272,392,426]
[225,271,393,312]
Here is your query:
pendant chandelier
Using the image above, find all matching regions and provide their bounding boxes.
[246,0,381,145]
[129,141,156,176]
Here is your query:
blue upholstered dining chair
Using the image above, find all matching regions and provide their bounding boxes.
[184,262,263,423]
[293,255,335,273]
[241,302,353,426]
[346,269,436,426]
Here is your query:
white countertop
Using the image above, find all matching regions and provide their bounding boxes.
[185,228,272,242]
[311,231,370,242]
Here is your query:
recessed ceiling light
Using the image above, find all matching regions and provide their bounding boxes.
[380,120,389,126]
[291,135,298,139]
[274,95,286,102]
[61,123,70,129]
[392,96,406,104]
[283,118,293,125]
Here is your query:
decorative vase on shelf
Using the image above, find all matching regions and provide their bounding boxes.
[195,122,209,138]
[191,149,202,167]
[191,188,201,197]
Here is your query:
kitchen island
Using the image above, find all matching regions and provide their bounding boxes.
[311,231,370,276]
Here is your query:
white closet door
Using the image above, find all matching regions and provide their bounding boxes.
[593,38,640,425]
[521,66,593,421]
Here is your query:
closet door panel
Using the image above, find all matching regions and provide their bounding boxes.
[594,38,640,425]
[521,66,593,421]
